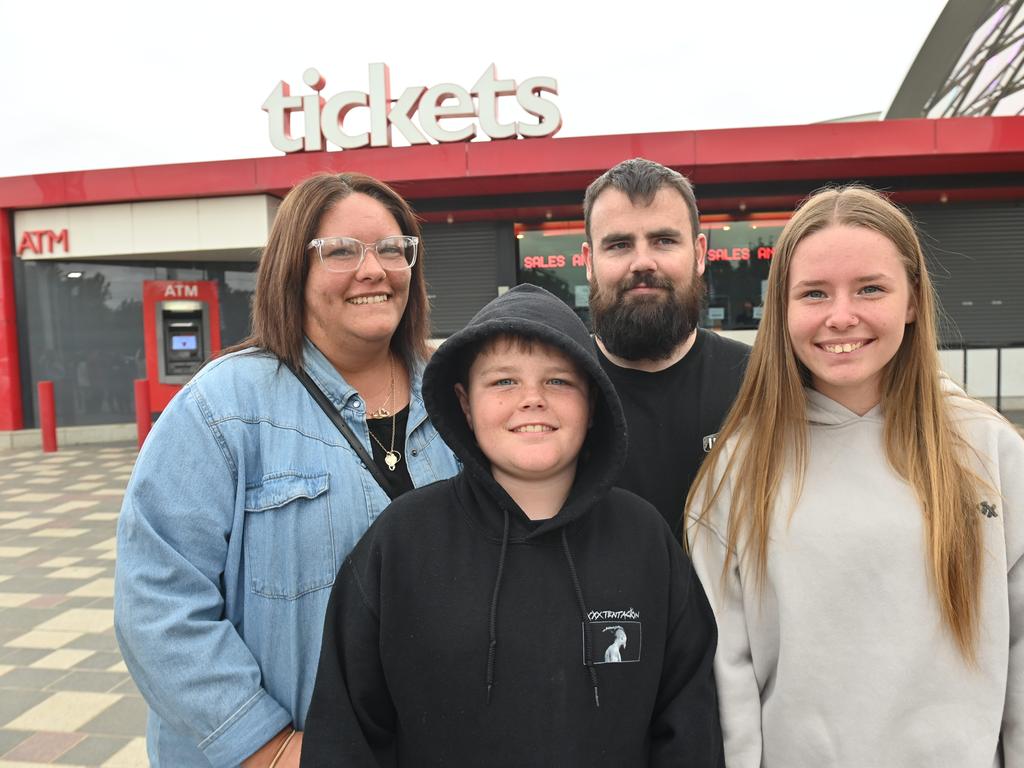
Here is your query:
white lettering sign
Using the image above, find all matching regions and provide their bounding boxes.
[263,63,562,153]
[164,284,199,298]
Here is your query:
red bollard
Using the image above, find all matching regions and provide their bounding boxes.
[38,380,57,453]
[134,379,152,449]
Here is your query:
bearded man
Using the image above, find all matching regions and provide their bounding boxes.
[582,158,750,538]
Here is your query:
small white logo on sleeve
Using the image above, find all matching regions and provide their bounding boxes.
[702,433,719,453]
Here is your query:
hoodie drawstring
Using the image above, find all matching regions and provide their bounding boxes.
[485,507,510,704]
[561,527,600,708]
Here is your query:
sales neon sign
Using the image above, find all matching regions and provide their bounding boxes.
[263,63,562,153]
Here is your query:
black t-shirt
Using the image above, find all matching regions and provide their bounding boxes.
[366,405,414,500]
[597,329,749,539]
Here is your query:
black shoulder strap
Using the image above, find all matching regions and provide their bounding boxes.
[286,363,397,501]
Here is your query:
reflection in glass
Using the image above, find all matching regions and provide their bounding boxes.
[20,260,257,427]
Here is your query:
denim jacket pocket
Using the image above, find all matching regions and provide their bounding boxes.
[243,471,336,599]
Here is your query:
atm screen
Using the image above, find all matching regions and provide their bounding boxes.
[172,335,198,351]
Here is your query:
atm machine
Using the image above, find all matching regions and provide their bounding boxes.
[142,280,222,411]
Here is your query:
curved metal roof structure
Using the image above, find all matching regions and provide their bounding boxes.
[887,0,1024,118]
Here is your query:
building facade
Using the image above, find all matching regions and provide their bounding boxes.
[2,116,1024,432]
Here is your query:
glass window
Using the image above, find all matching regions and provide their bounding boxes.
[19,260,257,427]
[515,223,590,326]
[514,216,789,332]
[702,218,788,330]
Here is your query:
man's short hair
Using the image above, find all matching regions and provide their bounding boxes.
[582,158,700,244]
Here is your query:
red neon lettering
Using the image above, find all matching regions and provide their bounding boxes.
[732,247,750,261]
[572,252,585,267]
[523,255,567,269]
[757,247,774,260]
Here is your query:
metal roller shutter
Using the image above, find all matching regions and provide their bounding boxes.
[421,222,504,336]
[910,202,1024,347]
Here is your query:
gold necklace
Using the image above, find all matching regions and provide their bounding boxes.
[367,356,401,470]
[368,356,395,419]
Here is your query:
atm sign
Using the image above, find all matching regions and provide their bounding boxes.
[18,229,69,256]
[163,284,199,298]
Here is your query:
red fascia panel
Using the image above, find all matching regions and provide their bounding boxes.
[2,118,1024,210]
[465,132,698,179]
[254,142,472,192]
[0,208,23,430]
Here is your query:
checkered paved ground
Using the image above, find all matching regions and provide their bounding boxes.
[0,444,146,767]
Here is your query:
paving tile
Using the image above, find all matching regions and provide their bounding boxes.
[107,677,138,696]
[81,513,119,522]
[88,539,117,552]
[47,670,128,694]
[0,520,49,531]
[62,483,105,492]
[0,578,86,596]
[105,662,127,675]
[3,730,85,762]
[64,634,120,653]
[70,652,120,672]
[3,730,86,762]
[23,595,69,609]
[0,548,37,561]
[78,697,146,738]
[44,567,103,579]
[0,594,36,608]
[30,530,89,540]
[6,691,122,732]
[68,579,114,599]
[39,558,82,569]
[102,736,147,767]
[0,649,50,666]
[36,610,113,635]
[6,630,82,650]
[54,734,131,766]
[48,501,98,515]
[6,494,62,503]
[30,650,95,671]
[0,667,70,691]
[0,514,27,521]
[0,729,32,757]
[0,689,50,727]
[24,478,60,486]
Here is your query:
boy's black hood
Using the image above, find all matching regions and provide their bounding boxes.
[423,284,628,539]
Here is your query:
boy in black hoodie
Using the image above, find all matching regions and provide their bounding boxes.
[302,284,723,767]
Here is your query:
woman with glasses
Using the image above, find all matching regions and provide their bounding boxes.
[114,173,459,768]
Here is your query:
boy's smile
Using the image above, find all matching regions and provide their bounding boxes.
[455,340,592,505]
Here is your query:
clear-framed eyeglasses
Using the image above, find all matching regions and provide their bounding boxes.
[307,235,419,273]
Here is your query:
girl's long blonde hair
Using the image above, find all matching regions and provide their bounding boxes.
[686,186,983,660]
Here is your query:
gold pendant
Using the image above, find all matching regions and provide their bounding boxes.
[369,407,391,419]
[384,450,401,471]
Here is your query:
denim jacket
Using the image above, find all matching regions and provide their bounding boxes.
[114,340,459,767]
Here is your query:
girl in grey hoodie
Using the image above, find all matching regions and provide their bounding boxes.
[687,186,1024,767]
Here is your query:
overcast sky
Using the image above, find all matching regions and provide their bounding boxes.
[1,0,948,178]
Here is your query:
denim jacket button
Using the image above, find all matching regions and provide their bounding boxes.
[411,449,418,457]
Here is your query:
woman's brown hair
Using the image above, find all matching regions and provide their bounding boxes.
[223,172,431,369]
[686,185,985,661]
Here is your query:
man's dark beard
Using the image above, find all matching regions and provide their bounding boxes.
[590,268,705,362]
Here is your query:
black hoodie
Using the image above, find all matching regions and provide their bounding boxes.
[302,285,723,767]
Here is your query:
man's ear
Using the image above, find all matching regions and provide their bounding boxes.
[582,241,594,281]
[454,382,473,431]
[694,232,707,277]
